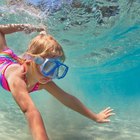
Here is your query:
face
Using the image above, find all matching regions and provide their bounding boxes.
[27,34,67,83]
[34,57,68,82]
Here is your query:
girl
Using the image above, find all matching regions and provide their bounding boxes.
[0,24,114,140]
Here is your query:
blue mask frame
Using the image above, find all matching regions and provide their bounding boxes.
[35,57,69,79]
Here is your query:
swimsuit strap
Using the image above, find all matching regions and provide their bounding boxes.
[0,49,18,62]
[30,82,40,92]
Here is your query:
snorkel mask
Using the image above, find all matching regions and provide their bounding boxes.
[34,57,69,79]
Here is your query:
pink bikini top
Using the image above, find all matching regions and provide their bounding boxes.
[0,47,39,93]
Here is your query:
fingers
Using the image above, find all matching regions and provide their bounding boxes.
[96,107,115,123]
[97,118,111,123]
[103,107,112,112]
[104,107,115,117]
[102,107,115,114]
[106,113,115,118]
[102,119,110,123]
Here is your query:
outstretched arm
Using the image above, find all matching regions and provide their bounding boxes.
[0,24,45,35]
[7,64,49,140]
[41,81,115,123]
[0,24,45,51]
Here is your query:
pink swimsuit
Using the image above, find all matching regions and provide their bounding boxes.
[0,47,39,93]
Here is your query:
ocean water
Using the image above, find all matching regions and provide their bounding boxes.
[0,0,140,140]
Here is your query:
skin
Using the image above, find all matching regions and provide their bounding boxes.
[0,24,115,140]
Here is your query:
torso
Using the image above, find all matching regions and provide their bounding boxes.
[0,47,40,93]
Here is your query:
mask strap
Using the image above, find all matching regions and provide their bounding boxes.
[23,53,45,65]
[34,56,45,65]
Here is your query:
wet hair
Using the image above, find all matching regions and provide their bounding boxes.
[25,34,65,61]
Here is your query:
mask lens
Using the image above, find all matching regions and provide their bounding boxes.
[43,61,56,73]
[57,65,68,78]
[40,58,68,79]
[49,68,58,78]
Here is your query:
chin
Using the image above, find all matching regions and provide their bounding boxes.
[39,77,51,84]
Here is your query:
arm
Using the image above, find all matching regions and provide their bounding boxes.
[6,65,49,140]
[0,24,45,35]
[0,32,7,50]
[0,23,45,51]
[41,81,115,123]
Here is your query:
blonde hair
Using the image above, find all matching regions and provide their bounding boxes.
[25,34,65,61]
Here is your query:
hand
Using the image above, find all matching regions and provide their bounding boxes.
[39,31,47,35]
[23,24,46,34]
[95,107,115,123]
[36,25,46,32]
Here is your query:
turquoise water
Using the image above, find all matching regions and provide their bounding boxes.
[0,0,140,140]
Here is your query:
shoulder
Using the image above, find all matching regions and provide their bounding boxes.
[5,64,27,91]
[5,64,25,80]
[5,64,28,94]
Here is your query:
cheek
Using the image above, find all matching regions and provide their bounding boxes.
[35,65,51,83]
[36,65,44,77]
[36,68,50,82]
